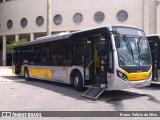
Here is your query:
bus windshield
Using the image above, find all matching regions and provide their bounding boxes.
[115,35,151,66]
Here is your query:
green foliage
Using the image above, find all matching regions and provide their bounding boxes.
[6,38,28,53]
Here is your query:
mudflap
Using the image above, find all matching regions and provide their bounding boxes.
[82,86,105,100]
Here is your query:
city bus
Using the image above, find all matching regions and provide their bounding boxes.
[147,34,160,82]
[12,25,152,99]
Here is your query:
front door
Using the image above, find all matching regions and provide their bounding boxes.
[83,36,109,86]
[83,38,94,85]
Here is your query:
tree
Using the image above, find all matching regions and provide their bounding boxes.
[6,38,28,53]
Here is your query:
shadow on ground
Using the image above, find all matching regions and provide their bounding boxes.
[99,89,160,110]
[1,76,23,80]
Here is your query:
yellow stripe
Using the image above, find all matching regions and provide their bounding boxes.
[29,68,53,78]
[124,69,151,81]
[12,66,15,74]
[21,67,24,75]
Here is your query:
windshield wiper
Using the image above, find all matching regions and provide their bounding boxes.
[123,35,134,60]
[137,36,142,54]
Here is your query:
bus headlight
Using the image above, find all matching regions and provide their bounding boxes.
[117,70,127,80]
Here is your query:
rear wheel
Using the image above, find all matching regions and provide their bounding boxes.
[24,68,29,81]
[73,72,84,91]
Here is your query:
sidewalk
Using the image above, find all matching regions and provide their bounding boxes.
[0,66,24,83]
[0,66,13,76]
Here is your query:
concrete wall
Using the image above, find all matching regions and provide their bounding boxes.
[0,0,159,66]
[0,0,159,36]
[0,0,47,35]
[157,1,160,33]
[51,0,137,31]
[0,50,2,65]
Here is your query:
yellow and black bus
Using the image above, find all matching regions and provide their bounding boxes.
[12,25,152,98]
[147,34,160,82]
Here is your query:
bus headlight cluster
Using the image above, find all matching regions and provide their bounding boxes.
[117,70,127,80]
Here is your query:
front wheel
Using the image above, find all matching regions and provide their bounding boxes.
[24,68,29,81]
[73,72,84,91]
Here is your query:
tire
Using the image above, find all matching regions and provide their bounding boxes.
[73,72,84,91]
[24,68,29,81]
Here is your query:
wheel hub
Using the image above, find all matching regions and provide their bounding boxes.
[74,77,79,86]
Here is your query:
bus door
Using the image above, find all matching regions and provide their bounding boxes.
[149,41,158,81]
[83,39,93,85]
[15,48,21,74]
[83,36,109,86]
[97,36,108,86]
[82,35,110,99]
[153,43,158,81]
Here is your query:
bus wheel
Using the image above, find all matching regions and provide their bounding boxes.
[73,72,83,91]
[24,68,29,81]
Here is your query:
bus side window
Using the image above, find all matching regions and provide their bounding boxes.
[30,45,41,65]
[50,41,60,66]
[60,40,72,66]
[40,43,50,65]
[73,39,83,65]
[21,47,28,65]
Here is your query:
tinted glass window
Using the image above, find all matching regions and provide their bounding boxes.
[50,40,72,66]
[73,39,83,65]
[40,43,50,65]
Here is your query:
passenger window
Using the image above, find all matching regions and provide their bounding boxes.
[50,41,60,66]
[41,43,50,65]
[73,39,83,65]
[30,45,41,65]
[50,40,72,66]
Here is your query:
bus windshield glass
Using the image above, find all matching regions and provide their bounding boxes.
[115,35,151,66]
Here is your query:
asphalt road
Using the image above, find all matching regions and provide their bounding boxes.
[0,67,160,120]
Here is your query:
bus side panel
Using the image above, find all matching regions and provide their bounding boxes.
[26,66,54,80]
[12,65,16,74]
[21,66,24,76]
[29,68,52,78]
[158,69,160,82]
[22,65,84,85]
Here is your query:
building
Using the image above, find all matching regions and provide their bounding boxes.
[0,0,160,66]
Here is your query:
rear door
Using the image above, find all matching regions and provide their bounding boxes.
[149,41,158,81]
